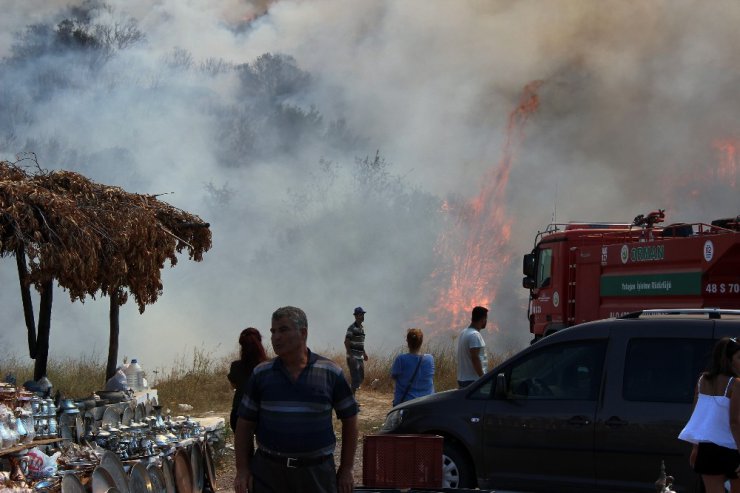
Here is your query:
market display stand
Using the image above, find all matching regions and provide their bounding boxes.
[0,438,67,457]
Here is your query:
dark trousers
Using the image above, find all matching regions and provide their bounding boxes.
[346,357,364,392]
[251,451,337,493]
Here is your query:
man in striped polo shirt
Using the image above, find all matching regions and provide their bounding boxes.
[234,306,359,493]
[344,306,368,395]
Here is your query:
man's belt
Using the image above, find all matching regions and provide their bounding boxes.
[256,449,332,468]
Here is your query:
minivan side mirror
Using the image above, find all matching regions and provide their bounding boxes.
[523,252,536,277]
[494,373,508,399]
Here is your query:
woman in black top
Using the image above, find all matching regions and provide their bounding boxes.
[227,327,268,432]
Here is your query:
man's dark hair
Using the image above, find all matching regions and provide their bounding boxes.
[471,306,488,323]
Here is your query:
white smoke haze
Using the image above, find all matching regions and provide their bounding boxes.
[1,0,739,376]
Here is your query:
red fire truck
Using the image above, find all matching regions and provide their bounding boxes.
[522,210,740,340]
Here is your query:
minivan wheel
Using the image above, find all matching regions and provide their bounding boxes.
[442,442,474,489]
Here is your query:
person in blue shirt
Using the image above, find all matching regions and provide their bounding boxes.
[391,328,435,406]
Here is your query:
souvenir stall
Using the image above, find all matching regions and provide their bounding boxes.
[0,383,223,493]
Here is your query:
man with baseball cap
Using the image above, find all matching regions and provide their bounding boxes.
[345,306,368,395]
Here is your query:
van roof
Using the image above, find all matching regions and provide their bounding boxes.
[619,308,740,320]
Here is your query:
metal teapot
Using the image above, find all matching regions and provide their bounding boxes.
[15,412,29,444]
[0,413,11,447]
[47,415,58,437]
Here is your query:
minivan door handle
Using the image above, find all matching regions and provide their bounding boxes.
[567,416,591,426]
[604,416,629,427]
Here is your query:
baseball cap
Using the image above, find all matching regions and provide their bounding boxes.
[354,306,366,315]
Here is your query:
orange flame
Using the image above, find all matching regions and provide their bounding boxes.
[416,81,543,334]
[713,138,738,188]
[662,137,739,211]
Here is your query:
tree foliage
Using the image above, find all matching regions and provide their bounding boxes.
[215,53,332,165]
[0,159,211,312]
[10,14,144,62]
[0,158,211,379]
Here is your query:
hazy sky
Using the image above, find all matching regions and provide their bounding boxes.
[1,0,738,378]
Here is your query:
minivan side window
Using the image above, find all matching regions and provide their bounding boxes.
[505,341,606,400]
[623,338,712,403]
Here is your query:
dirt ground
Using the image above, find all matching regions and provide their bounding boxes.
[212,389,393,492]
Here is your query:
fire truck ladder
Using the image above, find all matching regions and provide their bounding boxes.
[567,247,577,325]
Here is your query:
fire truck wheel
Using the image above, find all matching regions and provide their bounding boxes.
[442,442,475,489]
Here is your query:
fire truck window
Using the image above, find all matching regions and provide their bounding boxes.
[623,338,712,403]
[537,248,552,288]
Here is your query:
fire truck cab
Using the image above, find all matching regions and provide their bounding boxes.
[522,211,740,340]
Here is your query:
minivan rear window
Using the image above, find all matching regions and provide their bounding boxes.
[623,338,712,403]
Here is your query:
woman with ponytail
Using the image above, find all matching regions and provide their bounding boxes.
[391,328,435,407]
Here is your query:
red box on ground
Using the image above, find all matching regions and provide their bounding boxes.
[362,434,443,488]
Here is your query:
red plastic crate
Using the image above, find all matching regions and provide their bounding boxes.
[362,434,443,488]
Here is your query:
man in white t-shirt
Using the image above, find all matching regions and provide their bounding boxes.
[456,306,489,388]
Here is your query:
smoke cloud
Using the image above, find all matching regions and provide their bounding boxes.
[1,0,738,375]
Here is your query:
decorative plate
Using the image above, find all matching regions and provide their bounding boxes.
[102,407,121,428]
[173,449,193,493]
[129,462,153,493]
[121,406,133,426]
[58,413,84,443]
[190,442,204,493]
[160,457,176,493]
[100,450,130,493]
[203,441,217,492]
[92,466,117,493]
[61,473,86,493]
[146,464,167,493]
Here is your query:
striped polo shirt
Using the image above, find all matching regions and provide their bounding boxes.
[345,323,366,359]
[238,349,358,457]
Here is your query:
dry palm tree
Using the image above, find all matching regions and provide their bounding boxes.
[0,159,212,380]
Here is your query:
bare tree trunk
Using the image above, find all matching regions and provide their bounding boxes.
[15,248,37,358]
[106,290,121,381]
[33,279,53,381]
